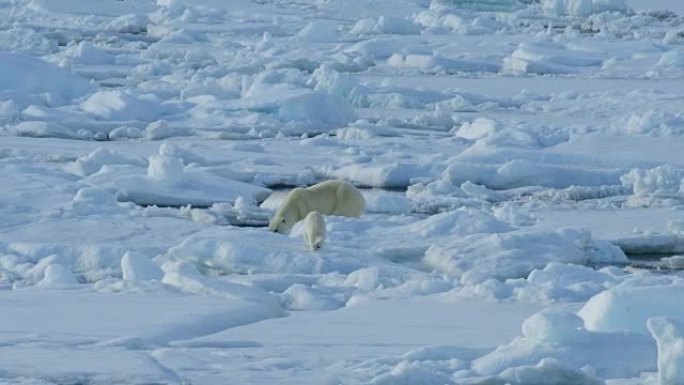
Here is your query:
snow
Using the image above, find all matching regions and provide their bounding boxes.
[2,0,684,383]
[648,318,684,385]
[497,358,604,385]
[473,307,657,378]
[0,52,93,106]
[296,22,340,43]
[543,0,631,16]
[621,164,683,200]
[121,251,163,281]
[79,90,174,122]
[627,0,684,13]
[424,227,626,279]
[579,277,684,334]
[156,297,540,384]
[37,264,79,287]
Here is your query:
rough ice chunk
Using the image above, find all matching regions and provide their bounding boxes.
[38,264,79,287]
[147,154,185,183]
[121,252,163,281]
[498,358,604,385]
[474,308,656,378]
[620,165,682,198]
[295,22,339,43]
[542,0,630,16]
[648,317,684,385]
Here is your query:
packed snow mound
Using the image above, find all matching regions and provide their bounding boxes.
[414,9,506,35]
[473,308,657,378]
[432,0,521,12]
[0,52,93,105]
[620,165,683,198]
[105,13,151,34]
[121,251,163,282]
[168,228,369,275]
[85,148,272,207]
[331,162,436,188]
[612,111,684,136]
[424,227,626,279]
[514,262,621,302]
[648,317,684,385]
[145,120,191,140]
[70,41,116,65]
[350,16,422,35]
[542,0,630,16]
[521,308,586,344]
[38,264,79,287]
[0,27,57,55]
[65,187,130,216]
[295,21,339,43]
[404,207,512,237]
[6,121,81,139]
[452,262,624,302]
[68,148,145,176]
[80,90,180,122]
[503,42,605,75]
[362,190,412,215]
[147,154,184,182]
[497,358,604,385]
[455,118,501,140]
[161,260,282,309]
[579,277,684,334]
[237,79,356,132]
[277,91,356,129]
[364,359,454,385]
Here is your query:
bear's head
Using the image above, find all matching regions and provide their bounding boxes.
[269,209,298,234]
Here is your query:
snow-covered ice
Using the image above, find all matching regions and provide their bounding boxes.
[2,0,684,383]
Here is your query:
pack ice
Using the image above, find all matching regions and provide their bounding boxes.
[1,0,684,384]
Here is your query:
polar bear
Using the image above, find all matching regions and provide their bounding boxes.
[303,211,326,251]
[269,180,365,234]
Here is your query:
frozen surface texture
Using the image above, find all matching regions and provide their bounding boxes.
[1,0,684,383]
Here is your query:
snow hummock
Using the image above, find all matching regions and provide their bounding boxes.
[296,22,339,43]
[80,90,173,122]
[121,251,163,281]
[38,264,79,287]
[620,164,683,200]
[579,278,684,334]
[473,307,656,378]
[0,52,93,106]
[424,227,626,279]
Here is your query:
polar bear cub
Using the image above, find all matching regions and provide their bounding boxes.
[303,211,326,251]
[269,180,365,234]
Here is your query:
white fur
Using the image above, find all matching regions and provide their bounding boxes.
[269,180,365,234]
[303,211,326,251]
